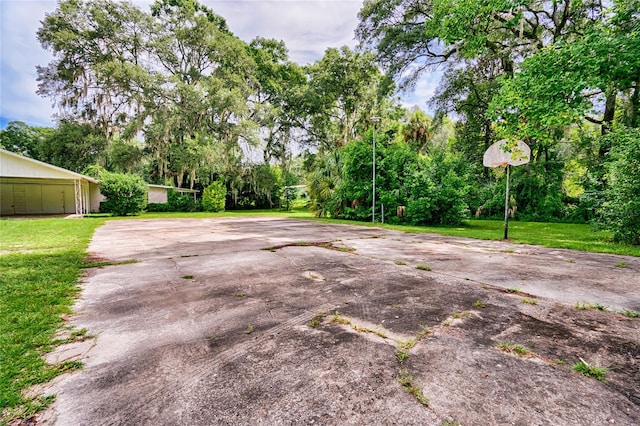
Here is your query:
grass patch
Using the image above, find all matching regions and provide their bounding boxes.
[395,349,409,363]
[181,275,194,279]
[329,313,351,325]
[623,309,640,318]
[615,261,627,268]
[521,297,538,305]
[573,358,607,382]
[399,339,417,350]
[506,287,522,294]
[352,325,387,339]
[473,300,487,308]
[233,291,246,297]
[0,217,105,421]
[415,264,432,271]
[575,301,608,311]
[308,312,326,328]
[245,324,254,334]
[416,325,431,340]
[397,368,429,407]
[498,342,533,357]
[394,260,407,265]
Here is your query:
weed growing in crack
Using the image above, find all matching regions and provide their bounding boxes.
[522,297,537,305]
[473,300,487,308]
[575,301,608,311]
[615,261,627,268]
[416,325,431,340]
[80,259,139,269]
[415,264,432,271]
[399,339,417,350]
[441,320,451,327]
[52,328,92,345]
[209,334,216,341]
[245,324,254,334]
[441,421,461,426]
[308,312,326,328]
[623,309,640,318]
[506,287,522,294]
[395,349,409,363]
[352,325,387,339]
[395,260,407,266]
[233,291,246,297]
[451,311,473,320]
[182,275,194,279]
[329,314,351,325]
[397,368,429,406]
[498,342,532,357]
[573,358,607,382]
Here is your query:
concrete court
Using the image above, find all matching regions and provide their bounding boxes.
[39,217,640,425]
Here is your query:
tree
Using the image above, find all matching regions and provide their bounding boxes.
[597,126,640,245]
[305,46,388,149]
[40,121,108,173]
[37,0,261,188]
[0,121,52,158]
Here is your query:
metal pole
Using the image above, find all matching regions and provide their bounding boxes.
[372,123,376,223]
[503,164,510,240]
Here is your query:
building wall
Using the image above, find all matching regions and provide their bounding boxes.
[148,186,168,204]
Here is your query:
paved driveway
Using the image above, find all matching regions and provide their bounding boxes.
[41,218,640,425]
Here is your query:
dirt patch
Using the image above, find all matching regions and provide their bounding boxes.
[37,218,640,425]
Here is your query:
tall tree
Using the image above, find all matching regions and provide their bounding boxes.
[305,46,388,149]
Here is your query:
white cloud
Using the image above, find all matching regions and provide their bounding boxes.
[208,1,362,64]
[1,0,58,127]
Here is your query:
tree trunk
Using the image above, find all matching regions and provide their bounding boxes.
[630,74,640,128]
[602,86,617,135]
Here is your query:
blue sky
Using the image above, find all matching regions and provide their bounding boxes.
[0,0,439,129]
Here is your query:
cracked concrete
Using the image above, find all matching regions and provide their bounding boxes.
[34,217,640,425]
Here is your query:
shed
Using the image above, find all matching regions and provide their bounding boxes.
[148,184,198,204]
[0,148,98,216]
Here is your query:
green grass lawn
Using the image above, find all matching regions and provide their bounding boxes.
[0,217,106,421]
[1,211,637,421]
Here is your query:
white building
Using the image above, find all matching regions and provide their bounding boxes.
[0,148,197,216]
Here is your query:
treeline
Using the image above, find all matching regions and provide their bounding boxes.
[0,0,638,244]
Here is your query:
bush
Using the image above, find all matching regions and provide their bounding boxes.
[99,172,147,216]
[168,190,201,212]
[405,150,470,226]
[146,202,171,212]
[202,180,226,212]
[597,127,640,245]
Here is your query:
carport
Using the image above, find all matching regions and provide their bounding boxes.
[0,148,97,216]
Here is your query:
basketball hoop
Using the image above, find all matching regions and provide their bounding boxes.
[483,139,531,240]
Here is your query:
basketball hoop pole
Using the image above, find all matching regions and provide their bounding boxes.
[503,164,510,240]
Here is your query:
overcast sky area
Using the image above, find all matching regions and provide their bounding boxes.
[0,0,439,129]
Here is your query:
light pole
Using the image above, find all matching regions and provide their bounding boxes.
[370,116,381,223]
